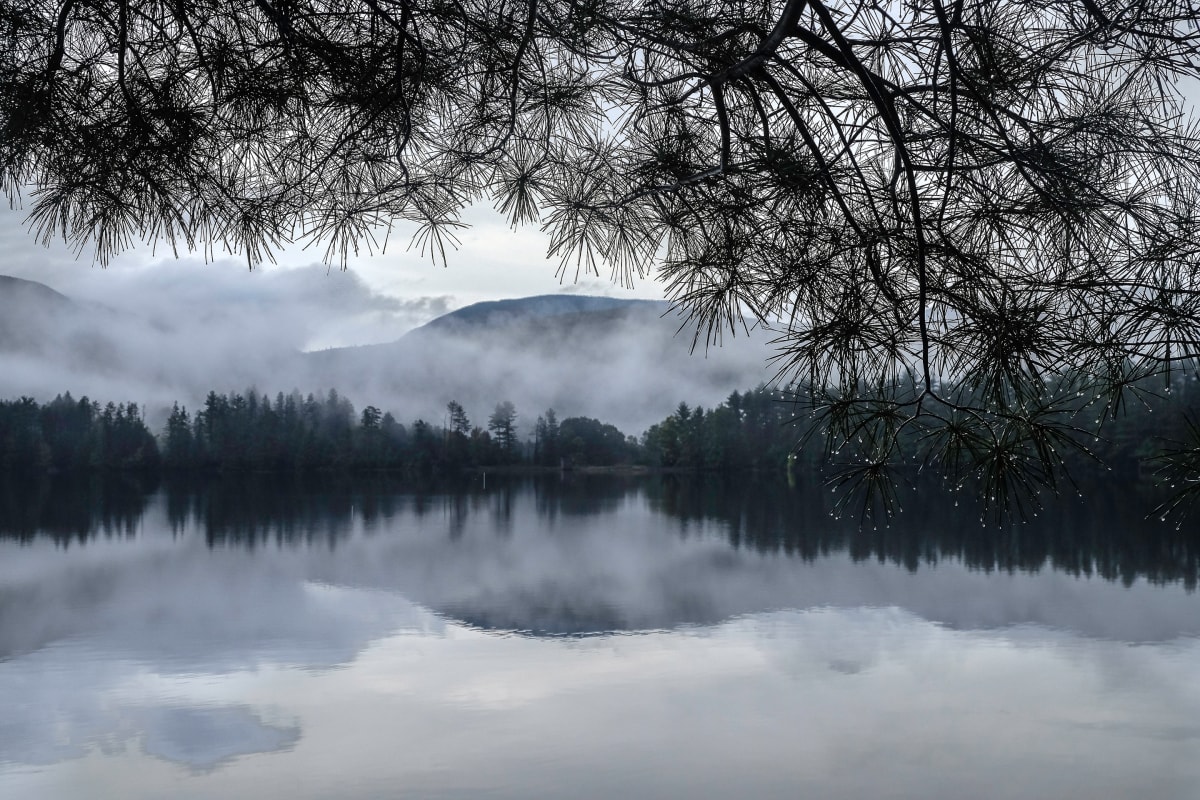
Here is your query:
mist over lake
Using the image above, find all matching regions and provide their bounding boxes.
[0,274,774,435]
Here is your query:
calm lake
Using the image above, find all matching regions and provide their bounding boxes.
[1,473,1198,799]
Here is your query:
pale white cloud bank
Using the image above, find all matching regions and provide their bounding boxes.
[0,201,665,346]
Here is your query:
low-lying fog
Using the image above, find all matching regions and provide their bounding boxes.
[0,263,777,436]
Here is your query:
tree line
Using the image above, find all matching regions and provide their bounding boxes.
[0,394,159,472]
[0,386,814,475]
[1,383,1197,498]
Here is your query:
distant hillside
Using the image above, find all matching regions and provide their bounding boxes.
[309,294,673,356]
[0,275,775,435]
[418,294,670,332]
[0,274,73,308]
[0,275,77,353]
[0,274,300,413]
[304,294,774,434]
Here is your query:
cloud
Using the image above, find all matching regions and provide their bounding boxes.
[1,258,780,436]
[0,260,459,425]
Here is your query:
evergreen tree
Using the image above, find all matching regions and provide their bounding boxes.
[534,408,560,467]
[445,401,472,467]
[163,403,195,469]
[487,402,519,464]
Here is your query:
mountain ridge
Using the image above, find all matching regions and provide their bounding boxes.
[306,293,673,356]
[0,275,773,433]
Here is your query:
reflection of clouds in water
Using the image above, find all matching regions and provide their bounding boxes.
[0,645,139,768]
[2,487,1200,681]
[312,511,1200,644]
[137,706,300,772]
[0,663,299,773]
[0,530,432,773]
[0,524,444,668]
[0,633,308,772]
[1,600,1199,799]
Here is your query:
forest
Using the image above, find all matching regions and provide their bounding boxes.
[0,381,1197,497]
[0,386,803,474]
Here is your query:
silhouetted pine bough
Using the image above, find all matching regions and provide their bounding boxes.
[5,0,1200,511]
[1150,413,1200,521]
[792,370,1200,522]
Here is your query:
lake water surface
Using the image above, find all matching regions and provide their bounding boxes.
[1,474,1198,799]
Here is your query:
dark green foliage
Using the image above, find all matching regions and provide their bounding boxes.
[0,396,49,472]
[641,387,805,471]
[151,391,511,474]
[1,381,1195,522]
[444,401,472,466]
[532,409,560,467]
[0,394,158,473]
[176,389,404,472]
[487,401,520,463]
[94,401,161,470]
[163,402,195,469]
[1146,409,1200,521]
[798,371,1200,521]
[557,416,634,466]
[41,392,96,470]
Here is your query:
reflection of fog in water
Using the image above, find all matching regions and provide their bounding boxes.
[0,475,1198,799]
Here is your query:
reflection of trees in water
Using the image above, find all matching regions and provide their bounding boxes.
[163,474,479,547]
[167,474,635,545]
[4,473,1195,589]
[646,476,1200,590]
[170,475,352,548]
[0,473,157,543]
[531,473,639,517]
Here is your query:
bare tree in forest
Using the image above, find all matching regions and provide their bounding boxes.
[4,0,1200,512]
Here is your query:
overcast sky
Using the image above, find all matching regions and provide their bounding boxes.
[0,201,667,350]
